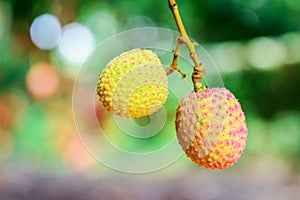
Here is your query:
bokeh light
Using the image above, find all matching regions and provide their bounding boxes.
[84,11,119,43]
[61,137,95,172]
[246,116,270,154]
[58,23,95,65]
[26,62,60,99]
[281,32,300,64]
[0,101,13,130]
[208,42,246,73]
[30,14,62,50]
[270,111,300,155]
[126,15,156,28]
[245,37,287,70]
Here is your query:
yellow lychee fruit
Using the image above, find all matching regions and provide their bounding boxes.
[175,88,248,170]
[97,49,169,118]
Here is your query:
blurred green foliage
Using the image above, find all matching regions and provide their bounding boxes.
[0,0,300,176]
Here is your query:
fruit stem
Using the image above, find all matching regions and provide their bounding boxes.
[165,37,186,79]
[167,0,206,92]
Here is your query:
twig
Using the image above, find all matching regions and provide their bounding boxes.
[165,37,186,78]
[167,0,206,92]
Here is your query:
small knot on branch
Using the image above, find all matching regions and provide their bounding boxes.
[165,66,175,75]
[168,1,177,10]
[165,65,186,79]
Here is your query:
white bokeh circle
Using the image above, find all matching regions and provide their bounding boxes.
[30,13,61,50]
[72,27,224,173]
[58,23,95,64]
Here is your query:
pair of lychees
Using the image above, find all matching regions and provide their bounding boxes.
[97,48,248,170]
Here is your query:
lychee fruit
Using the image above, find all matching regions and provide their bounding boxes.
[175,88,248,169]
[97,48,169,118]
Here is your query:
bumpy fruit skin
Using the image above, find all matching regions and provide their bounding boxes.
[97,49,168,118]
[175,88,248,170]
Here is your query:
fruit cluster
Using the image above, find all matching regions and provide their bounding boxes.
[96,48,248,170]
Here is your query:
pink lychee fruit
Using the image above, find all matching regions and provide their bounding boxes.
[175,88,248,169]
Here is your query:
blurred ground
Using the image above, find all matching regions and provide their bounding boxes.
[0,167,299,200]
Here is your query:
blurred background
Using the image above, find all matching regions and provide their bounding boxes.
[1,0,300,199]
